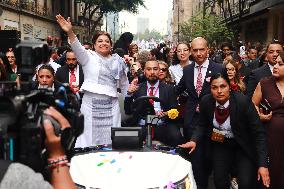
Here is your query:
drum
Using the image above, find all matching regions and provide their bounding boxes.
[70,151,196,189]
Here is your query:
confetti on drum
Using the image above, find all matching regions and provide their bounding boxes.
[167,181,175,189]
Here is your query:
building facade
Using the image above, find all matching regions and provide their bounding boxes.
[172,0,201,44]
[0,0,102,47]
[105,12,119,42]
[217,0,284,45]
[137,17,149,34]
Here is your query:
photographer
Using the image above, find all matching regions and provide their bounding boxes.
[0,107,76,189]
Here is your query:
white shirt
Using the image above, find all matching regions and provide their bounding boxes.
[70,38,129,97]
[194,59,209,88]
[268,63,274,74]
[138,81,163,126]
[169,61,191,84]
[68,64,80,86]
[213,100,234,138]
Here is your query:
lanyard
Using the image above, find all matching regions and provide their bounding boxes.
[147,83,159,97]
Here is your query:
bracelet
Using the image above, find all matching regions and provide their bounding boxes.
[47,155,69,170]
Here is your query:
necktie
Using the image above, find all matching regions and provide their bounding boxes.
[149,86,155,105]
[196,66,203,96]
[70,70,76,88]
[215,105,230,125]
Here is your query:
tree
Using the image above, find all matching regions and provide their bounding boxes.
[180,12,234,45]
[135,29,163,41]
[81,0,145,31]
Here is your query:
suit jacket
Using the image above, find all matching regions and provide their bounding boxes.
[124,81,178,124]
[246,63,272,98]
[176,60,223,128]
[191,92,267,167]
[55,64,84,88]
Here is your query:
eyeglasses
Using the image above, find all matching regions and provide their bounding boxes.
[160,68,168,72]
[177,49,189,53]
[67,58,76,61]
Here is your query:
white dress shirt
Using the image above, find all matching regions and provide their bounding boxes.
[213,100,234,138]
[194,59,209,88]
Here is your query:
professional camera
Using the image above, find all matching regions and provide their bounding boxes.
[0,41,84,173]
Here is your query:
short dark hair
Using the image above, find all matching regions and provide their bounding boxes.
[92,31,112,46]
[38,64,55,76]
[266,40,283,52]
[210,72,230,86]
[221,42,233,51]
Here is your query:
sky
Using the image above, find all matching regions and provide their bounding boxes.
[119,0,172,35]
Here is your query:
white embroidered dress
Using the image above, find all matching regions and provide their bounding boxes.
[70,38,129,147]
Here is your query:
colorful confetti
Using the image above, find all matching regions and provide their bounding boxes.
[97,162,104,166]
[110,159,116,164]
[167,181,175,189]
[117,168,122,173]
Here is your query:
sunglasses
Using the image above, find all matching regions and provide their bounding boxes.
[160,68,168,72]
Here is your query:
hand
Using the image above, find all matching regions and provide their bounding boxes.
[127,80,139,94]
[178,141,196,154]
[72,86,80,93]
[258,167,270,188]
[44,107,70,129]
[259,108,272,122]
[156,110,167,118]
[43,107,71,159]
[56,14,72,34]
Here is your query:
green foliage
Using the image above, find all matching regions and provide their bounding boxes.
[135,29,163,41]
[180,12,234,45]
[82,0,145,15]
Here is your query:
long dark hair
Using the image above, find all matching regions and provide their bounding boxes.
[0,52,13,74]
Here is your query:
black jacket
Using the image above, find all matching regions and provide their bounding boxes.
[55,64,84,88]
[191,92,268,167]
[176,60,223,128]
[246,63,272,98]
[124,81,178,124]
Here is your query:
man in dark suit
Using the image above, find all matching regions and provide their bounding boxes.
[176,37,223,189]
[55,49,84,94]
[179,73,270,188]
[246,41,283,98]
[124,60,183,146]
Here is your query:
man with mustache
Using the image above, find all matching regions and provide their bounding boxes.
[124,60,183,147]
[55,49,84,94]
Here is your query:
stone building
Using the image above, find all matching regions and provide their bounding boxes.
[0,0,102,47]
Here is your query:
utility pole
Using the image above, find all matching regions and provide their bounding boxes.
[177,0,180,43]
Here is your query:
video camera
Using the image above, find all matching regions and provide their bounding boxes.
[0,41,84,173]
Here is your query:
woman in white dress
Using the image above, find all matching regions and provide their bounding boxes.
[169,42,192,84]
[56,15,129,147]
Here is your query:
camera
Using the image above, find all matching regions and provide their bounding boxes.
[0,41,84,173]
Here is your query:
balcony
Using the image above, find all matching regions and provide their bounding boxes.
[221,0,251,21]
[0,0,55,21]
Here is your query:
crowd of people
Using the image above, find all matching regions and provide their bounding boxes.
[0,13,283,189]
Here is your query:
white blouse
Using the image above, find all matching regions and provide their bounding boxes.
[70,38,129,97]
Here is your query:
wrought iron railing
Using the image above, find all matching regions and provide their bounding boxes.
[0,0,54,19]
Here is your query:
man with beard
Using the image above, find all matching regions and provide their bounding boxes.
[124,60,183,147]
[55,49,84,95]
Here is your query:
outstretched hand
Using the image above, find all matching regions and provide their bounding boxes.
[258,167,270,188]
[56,14,72,34]
[178,141,196,154]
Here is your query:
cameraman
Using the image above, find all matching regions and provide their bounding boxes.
[0,107,75,189]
